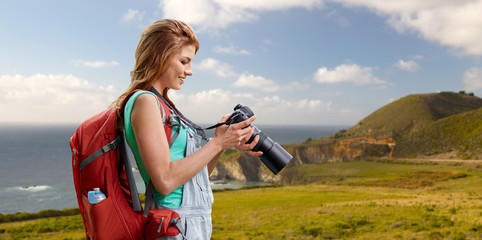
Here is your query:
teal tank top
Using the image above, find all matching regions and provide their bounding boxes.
[123,91,187,208]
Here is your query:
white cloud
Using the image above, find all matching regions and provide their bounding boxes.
[169,88,331,125]
[214,45,250,55]
[158,0,481,55]
[159,0,324,30]
[233,74,280,92]
[313,63,385,85]
[233,73,307,92]
[333,0,482,56]
[122,9,145,23]
[214,0,324,9]
[197,58,307,92]
[326,10,351,27]
[0,74,117,123]
[318,91,343,97]
[74,60,119,68]
[196,58,237,78]
[159,0,482,55]
[462,67,482,91]
[0,74,338,125]
[394,59,420,72]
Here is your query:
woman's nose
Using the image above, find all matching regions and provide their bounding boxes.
[185,64,193,76]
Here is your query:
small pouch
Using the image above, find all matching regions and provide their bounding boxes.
[145,208,184,240]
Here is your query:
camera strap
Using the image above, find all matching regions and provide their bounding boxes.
[204,120,234,130]
[148,87,208,140]
[149,87,239,133]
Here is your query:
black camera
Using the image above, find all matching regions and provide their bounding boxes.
[227,104,293,175]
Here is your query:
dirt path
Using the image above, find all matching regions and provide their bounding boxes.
[393,158,481,165]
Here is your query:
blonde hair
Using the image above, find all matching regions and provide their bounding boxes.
[111,19,199,113]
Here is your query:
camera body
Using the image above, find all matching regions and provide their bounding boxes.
[227,104,293,175]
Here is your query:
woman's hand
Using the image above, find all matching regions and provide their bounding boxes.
[211,114,262,156]
[236,134,263,156]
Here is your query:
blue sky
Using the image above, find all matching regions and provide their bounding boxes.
[1,0,481,126]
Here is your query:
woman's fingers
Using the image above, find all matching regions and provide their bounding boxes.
[218,114,231,123]
[242,127,255,142]
[235,134,263,156]
[213,114,259,150]
[232,115,256,129]
[247,150,263,156]
[247,134,260,149]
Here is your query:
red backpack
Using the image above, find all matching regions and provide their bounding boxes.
[70,90,181,240]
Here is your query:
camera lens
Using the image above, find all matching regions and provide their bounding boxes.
[252,131,293,175]
[260,142,293,175]
[229,104,293,175]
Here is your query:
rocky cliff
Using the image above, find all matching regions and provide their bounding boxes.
[211,92,482,183]
[211,138,393,183]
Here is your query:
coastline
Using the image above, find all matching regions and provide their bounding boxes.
[2,157,480,216]
[0,124,347,214]
[2,158,481,240]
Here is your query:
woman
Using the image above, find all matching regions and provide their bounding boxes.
[111,19,261,239]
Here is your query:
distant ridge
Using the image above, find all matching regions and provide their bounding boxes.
[211,91,482,183]
[341,91,482,140]
[336,91,482,159]
[394,107,482,159]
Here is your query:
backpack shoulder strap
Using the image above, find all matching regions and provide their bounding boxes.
[77,90,142,172]
[119,131,142,211]
[125,90,168,124]
[148,87,207,141]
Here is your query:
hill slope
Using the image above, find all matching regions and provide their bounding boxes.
[393,107,482,159]
[341,92,482,140]
[210,92,482,183]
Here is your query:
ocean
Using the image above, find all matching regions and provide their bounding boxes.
[0,124,348,214]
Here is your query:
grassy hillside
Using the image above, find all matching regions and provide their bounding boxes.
[1,160,480,239]
[212,160,481,239]
[394,107,482,159]
[341,92,482,140]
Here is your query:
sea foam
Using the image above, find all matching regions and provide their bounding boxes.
[17,185,52,192]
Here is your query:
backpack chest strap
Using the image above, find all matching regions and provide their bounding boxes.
[79,137,120,172]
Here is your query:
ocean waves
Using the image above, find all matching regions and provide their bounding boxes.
[14,185,52,192]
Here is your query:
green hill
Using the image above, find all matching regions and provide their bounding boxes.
[331,91,482,159]
[393,107,482,159]
[342,91,482,140]
[209,91,482,183]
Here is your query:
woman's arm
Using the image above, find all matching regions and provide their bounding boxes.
[207,151,222,175]
[131,94,256,195]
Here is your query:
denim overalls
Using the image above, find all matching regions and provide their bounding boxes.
[147,87,213,239]
[158,128,214,240]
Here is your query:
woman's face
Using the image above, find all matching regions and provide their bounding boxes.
[157,44,196,90]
